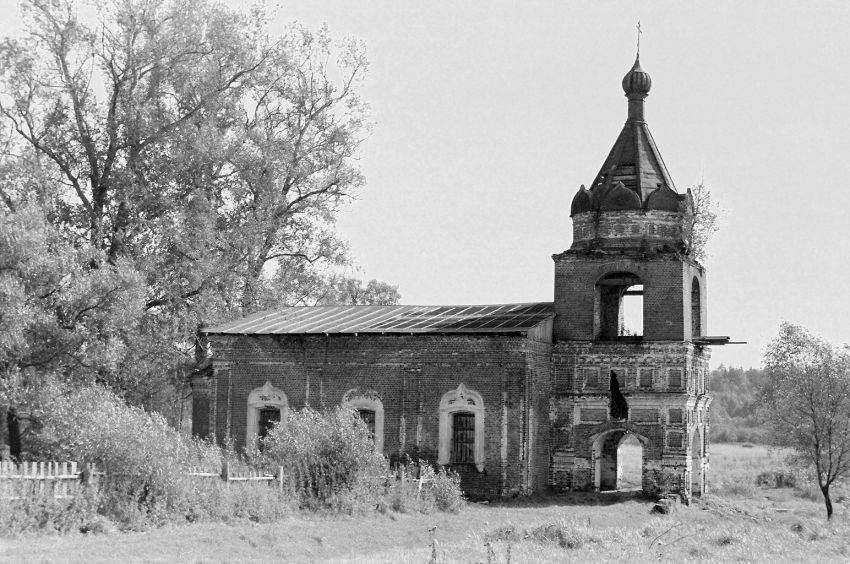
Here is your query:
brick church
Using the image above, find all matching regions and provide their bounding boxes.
[192,57,724,501]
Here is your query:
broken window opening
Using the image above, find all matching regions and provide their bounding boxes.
[596,273,643,340]
[609,371,629,420]
[257,407,281,450]
[357,409,377,438]
[691,277,701,338]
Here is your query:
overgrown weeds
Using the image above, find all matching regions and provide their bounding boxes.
[1,385,465,536]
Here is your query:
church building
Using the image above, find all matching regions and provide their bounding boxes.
[192,57,723,501]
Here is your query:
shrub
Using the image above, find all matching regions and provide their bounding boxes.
[0,485,102,535]
[420,464,464,513]
[383,461,465,514]
[30,382,224,528]
[253,406,388,510]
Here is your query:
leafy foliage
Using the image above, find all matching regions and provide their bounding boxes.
[759,322,850,519]
[709,366,768,443]
[253,406,387,510]
[0,0,398,448]
[32,381,222,523]
[683,182,720,263]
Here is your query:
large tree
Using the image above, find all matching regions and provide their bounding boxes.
[0,0,394,454]
[760,322,850,520]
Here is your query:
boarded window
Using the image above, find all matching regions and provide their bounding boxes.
[581,408,608,423]
[669,408,683,424]
[639,369,654,388]
[451,412,475,464]
[584,368,599,389]
[668,369,683,389]
[667,431,684,449]
[258,407,280,439]
[555,367,574,391]
[357,409,376,438]
[631,408,658,423]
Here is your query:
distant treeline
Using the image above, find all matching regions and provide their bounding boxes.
[709,366,768,443]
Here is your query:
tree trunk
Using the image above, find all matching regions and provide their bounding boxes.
[0,405,8,460]
[6,408,21,460]
[821,485,833,520]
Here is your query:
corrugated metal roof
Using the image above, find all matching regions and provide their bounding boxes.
[204,302,554,335]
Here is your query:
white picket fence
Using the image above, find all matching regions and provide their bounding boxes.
[0,461,88,500]
[0,460,280,500]
[0,460,431,501]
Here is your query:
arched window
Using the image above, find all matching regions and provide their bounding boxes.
[438,384,485,471]
[596,272,643,340]
[342,390,385,453]
[246,381,288,446]
[691,277,701,338]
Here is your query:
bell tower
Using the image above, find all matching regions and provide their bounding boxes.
[550,56,711,501]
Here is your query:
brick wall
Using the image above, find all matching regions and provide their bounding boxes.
[203,332,550,498]
[552,253,705,342]
[549,340,710,500]
[570,210,684,251]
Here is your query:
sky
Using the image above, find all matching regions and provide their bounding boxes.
[3,0,849,369]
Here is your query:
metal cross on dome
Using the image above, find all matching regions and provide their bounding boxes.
[636,20,642,57]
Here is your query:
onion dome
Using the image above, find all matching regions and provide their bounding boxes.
[570,184,596,216]
[646,184,680,212]
[599,181,641,211]
[622,56,651,99]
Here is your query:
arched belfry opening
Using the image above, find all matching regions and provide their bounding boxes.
[596,273,643,340]
[691,277,701,338]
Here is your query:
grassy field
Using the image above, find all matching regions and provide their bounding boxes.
[1,444,848,563]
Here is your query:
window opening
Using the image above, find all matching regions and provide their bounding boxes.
[357,409,376,438]
[597,273,643,340]
[246,381,287,448]
[451,412,475,464]
[621,284,643,337]
[257,408,280,450]
[609,371,629,420]
[341,392,384,453]
[438,383,485,471]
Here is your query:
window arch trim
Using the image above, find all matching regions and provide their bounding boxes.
[342,389,385,453]
[438,383,485,471]
[246,381,288,446]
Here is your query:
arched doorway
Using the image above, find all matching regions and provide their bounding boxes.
[691,428,703,496]
[592,429,647,491]
[617,434,643,491]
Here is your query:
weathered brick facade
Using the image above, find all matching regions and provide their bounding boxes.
[193,333,553,497]
[194,56,716,501]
